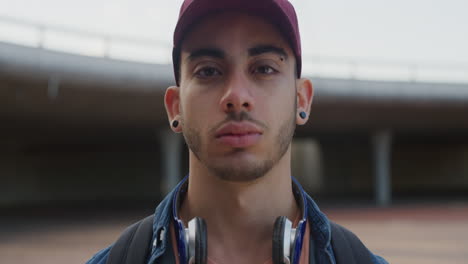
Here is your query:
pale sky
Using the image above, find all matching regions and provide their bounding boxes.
[1,0,467,81]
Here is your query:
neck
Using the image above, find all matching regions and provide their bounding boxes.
[179,146,299,263]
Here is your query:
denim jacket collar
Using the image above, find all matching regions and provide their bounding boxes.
[147,176,335,264]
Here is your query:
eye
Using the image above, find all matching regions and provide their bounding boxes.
[195,66,222,78]
[253,65,278,75]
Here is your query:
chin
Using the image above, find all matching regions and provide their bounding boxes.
[206,155,274,182]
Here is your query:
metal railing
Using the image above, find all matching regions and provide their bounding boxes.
[1,15,467,83]
[0,15,171,61]
[302,55,468,83]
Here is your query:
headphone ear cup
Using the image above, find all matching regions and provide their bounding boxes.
[194,217,207,264]
[272,216,287,264]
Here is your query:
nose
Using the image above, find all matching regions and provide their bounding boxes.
[219,73,254,113]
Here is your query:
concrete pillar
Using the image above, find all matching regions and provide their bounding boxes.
[159,129,183,195]
[47,76,60,99]
[372,130,392,207]
[291,139,324,193]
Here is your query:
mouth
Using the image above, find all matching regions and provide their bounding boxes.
[215,122,263,148]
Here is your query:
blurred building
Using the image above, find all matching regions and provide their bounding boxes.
[1,38,468,208]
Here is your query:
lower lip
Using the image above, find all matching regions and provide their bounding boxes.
[216,133,261,148]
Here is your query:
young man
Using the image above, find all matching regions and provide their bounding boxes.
[87,0,388,263]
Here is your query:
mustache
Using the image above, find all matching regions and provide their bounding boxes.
[210,111,268,134]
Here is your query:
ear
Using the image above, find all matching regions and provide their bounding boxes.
[164,86,182,133]
[296,78,314,125]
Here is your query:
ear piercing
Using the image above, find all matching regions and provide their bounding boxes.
[299,111,307,119]
[172,120,179,128]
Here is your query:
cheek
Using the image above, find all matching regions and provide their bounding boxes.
[181,89,218,127]
[267,101,294,126]
[261,82,296,119]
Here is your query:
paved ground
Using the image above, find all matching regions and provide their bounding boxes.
[1,202,467,264]
[326,203,468,264]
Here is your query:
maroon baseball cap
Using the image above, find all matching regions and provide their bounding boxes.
[172,0,302,85]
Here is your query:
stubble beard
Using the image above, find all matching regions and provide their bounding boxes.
[182,108,296,182]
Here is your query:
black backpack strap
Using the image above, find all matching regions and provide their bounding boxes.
[330,221,373,264]
[106,214,155,264]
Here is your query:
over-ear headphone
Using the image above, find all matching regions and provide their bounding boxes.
[174,217,207,264]
[172,177,308,264]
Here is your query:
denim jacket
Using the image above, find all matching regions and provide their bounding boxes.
[87,177,388,264]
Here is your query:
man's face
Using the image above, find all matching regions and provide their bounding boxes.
[177,12,298,182]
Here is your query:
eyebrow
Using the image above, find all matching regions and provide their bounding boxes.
[187,48,225,61]
[248,45,288,59]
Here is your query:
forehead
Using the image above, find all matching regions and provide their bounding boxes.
[180,12,293,56]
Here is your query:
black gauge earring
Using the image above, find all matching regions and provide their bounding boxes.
[299,111,307,119]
